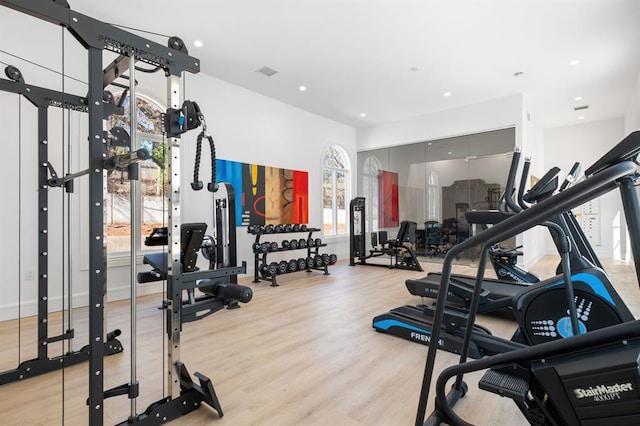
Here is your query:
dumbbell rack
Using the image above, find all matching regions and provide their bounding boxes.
[249,224,333,286]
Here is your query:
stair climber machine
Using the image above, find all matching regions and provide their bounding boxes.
[373,150,633,359]
[415,130,640,426]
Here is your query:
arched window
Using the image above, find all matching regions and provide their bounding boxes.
[363,156,381,232]
[428,171,440,221]
[322,145,351,236]
[107,93,166,254]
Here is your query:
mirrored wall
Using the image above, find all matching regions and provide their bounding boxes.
[356,127,515,261]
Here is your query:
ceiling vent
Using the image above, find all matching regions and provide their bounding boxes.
[257,66,278,77]
[574,105,589,111]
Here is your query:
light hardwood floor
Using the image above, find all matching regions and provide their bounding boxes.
[0,256,639,425]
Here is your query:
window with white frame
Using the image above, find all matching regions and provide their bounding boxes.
[322,145,350,236]
[363,155,381,232]
[106,93,167,254]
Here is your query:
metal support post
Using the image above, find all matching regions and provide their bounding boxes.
[167,73,183,399]
[87,46,106,425]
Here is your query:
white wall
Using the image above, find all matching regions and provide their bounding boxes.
[543,118,626,260]
[625,70,640,133]
[357,94,523,150]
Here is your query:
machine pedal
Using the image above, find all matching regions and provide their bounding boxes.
[479,367,529,402]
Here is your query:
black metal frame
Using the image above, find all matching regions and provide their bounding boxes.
[0,1,207,424]
[0,76,124,386]
[415,130,640,425]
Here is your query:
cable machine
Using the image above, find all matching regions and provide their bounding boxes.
[0,66,124,386]
[0,1,248,424]
[349,197,423,271]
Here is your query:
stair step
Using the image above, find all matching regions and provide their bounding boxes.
[479,368,529,402]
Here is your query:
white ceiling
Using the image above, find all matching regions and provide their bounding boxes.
[36,1,640,130]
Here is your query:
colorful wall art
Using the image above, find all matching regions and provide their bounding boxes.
[216,159,309,226]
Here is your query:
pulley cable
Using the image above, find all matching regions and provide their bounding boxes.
[0,48,86,85]
[17,93,22,366]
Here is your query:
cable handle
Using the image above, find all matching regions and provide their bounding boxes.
[191,123,217,192]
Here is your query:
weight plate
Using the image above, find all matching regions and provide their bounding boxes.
[322,253,330,265]
[265,224,275,233]
[315,238,322,247]
[298,238,307,248]
[329,254,338,265]
[275,224,284,233]
[306,257,315,269]
[278,261,288,274]
[290,239,298,249]
[270,242,279,251]
[307,238,315,247]
[301,224,308,231]
[314,255,323,267]
[282,240,291,249]
[253,242,262,252]
[260,242,270,253]
[284,224,293,232]
[293,224,301,232]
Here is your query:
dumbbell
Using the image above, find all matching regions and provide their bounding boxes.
[253,242,262,252]
[284,223,293,232]
[306,256,315,269]
[293,224,301,232]
[268,262,279,275]
[301,224,308,231]
[290,239,299,249]
[259,263,269,276]
[329,254,337,265]
[270,242,279,251]
[282,240,291,249]
[298,238,307,248]
[275,224,284,233]
[297,258,307,270]
[288,259,298,272]
[315,238,322,247]
[322,253,330,266]
[307,238,315,247]
[248,224,258,234]
[264,224,275,233]
[314,255,324,268]
[278,260,289,274]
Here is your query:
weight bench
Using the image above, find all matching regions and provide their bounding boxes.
[138,223,252,323]
[369,221,423,271]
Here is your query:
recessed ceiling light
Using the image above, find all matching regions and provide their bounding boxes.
[360,113,366,117]
[193,40,203,48]
[578,116,585,120]
[427,142,432,146]
[575,96,583,101]
[444,92,451,97]
[570,60,580,66]
[299,85,306,92]
[448,151,452,155]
